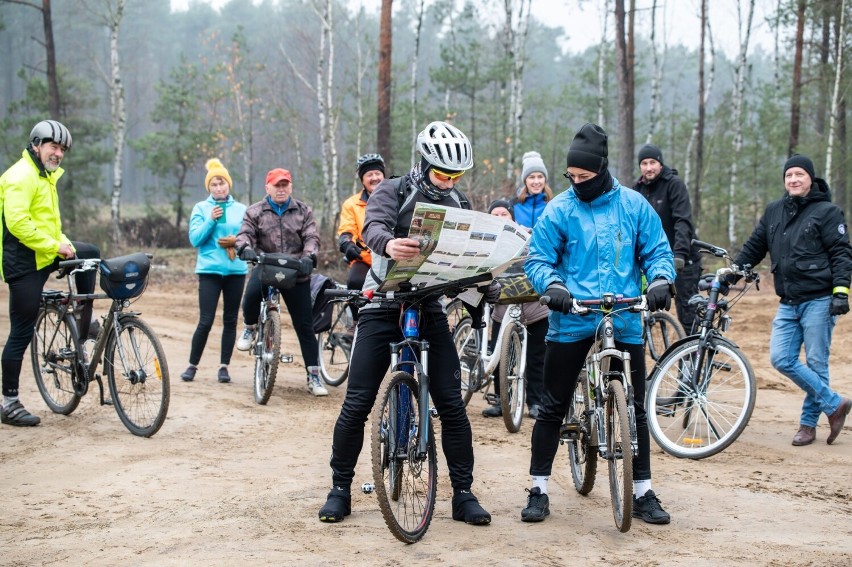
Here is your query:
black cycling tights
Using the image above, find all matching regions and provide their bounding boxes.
[2,241,99,397]
[530,338,651,482]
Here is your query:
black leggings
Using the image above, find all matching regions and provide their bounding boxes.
[530,338,651,482]
[242,268,318,367]
[329,309,475,491]
[189,273,246,366]
[2,241,100,397]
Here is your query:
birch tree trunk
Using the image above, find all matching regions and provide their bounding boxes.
[645,0,663,143]
[108,0,125,250]
[503,0,532,180]
[410,0,425,167]
[788,0,806,155]
[825,0,846,189]
[727,0,755,250]
[614,0,636,180]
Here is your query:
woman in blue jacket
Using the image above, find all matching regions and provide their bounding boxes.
[511,151,552,229]
[181,159,248,383]
[520,124,676,525]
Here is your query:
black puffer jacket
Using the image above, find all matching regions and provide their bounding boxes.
[633,166,701,262]
[735,178,852,304]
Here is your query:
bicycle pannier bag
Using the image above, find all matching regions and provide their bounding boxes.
[310,274,336,333]
[99,252,151,300]
[259,254,301,290]
[495,272,540,304]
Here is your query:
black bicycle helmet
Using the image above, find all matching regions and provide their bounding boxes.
[30,120,72,150]
[356,153,385,178]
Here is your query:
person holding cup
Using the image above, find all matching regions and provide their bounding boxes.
[181,158,248,384]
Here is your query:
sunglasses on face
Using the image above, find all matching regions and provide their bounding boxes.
[431,168,466,182]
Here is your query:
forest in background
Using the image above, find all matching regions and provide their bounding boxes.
[0,0,849,262]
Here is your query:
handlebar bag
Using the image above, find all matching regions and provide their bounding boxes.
[258,254,301,290]
[99,252,151,300]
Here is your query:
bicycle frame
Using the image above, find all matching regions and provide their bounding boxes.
[389,307,430,461]
[256,285,293,364]
[457,302,529,391]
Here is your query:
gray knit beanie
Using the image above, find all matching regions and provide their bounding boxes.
[521,151,548,183]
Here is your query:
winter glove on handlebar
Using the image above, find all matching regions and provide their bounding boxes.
[646,278,673,312]
[544,283,573,314]
[343,241,362,263]
[830,293,849,316]
[719,272,743,296]
[239,247,258,263]
[478,280,501,304]
[297,256,315,277]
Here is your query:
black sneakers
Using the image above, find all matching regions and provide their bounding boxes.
[180,366,197,382]
[318,487,351,523]
[521,487,550,522]
[482,404,502,418]
[451,489,491,525]
[632,490,671,524]
[217,367,231,383]
[1,401,41,427]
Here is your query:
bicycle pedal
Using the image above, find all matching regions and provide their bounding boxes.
[712,361,732,371]
[560,422,581,441]
[280,354,294,363]
[429,407,438,417]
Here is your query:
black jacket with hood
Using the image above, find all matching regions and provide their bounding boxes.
[735,177,852,304]
[633,166,701,263]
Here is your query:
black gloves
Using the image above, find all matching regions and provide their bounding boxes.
[298,256,314,276]
[830,293,849,316]
[674,257,685,273]
[239,247,258,263]
[646,278,673,312]
[544,282,573,314]
[343,242,362,263]
[719,272,742,296]
[479,280,501,304]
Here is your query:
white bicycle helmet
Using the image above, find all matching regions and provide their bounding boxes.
[416,121,473,171]
[30,120,72,150]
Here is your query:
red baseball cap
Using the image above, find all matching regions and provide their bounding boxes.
[266,168,292,185]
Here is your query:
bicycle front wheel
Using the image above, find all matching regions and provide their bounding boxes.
[371,371,437,544]
[565,369,596,494]
[452,317,481,406]
[31,305,82,415]
[644,311,684,372]
[105,316,170,437]
[647,338,756,459]
[254,310,281,405]
[317,301,352,387]
[606,380,633,533]
[498,322,525,433]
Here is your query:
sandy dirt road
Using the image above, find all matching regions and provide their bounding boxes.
[0,269,850,566]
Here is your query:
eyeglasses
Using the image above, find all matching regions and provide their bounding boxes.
[431,168,466,182]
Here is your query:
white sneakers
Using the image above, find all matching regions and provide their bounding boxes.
[236,326,256,351]
[307,370,328,397]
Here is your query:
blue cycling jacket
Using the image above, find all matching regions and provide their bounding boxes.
[525,179,675,344]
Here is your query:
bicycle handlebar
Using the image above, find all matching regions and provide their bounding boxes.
[539,294,646,315]
[692,239,728,258]
[324,272,493,305]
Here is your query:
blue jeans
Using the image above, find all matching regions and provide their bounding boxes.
[769,297,843,427]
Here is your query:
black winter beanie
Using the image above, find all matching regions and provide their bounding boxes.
[487,198,515,219]
[638,144,664,166]
[783,154,816,182]
[566,123,608,173]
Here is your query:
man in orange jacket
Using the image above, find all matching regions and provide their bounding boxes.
[337,154,385,292]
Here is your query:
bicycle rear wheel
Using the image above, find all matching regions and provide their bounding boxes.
[647,338,756,459]
[105,316,170,437]
[452,317,481,406]
[371,371,437,544]
[254,309,281,405]
[606,380,633,533]
[498,322,525,433]
[644,311,684,372]
[317,300,353,387]
[565,368,597,494]
[31,305,82,415]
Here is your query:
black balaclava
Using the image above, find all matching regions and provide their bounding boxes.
[410,157,457,202]
[566,123,612,203]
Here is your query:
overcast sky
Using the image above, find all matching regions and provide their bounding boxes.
[171,0,779,59]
